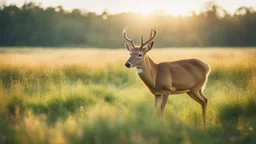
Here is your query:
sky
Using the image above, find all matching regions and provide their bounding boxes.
[3,0,256,15]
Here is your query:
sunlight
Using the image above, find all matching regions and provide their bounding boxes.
[160,2,201,16]
[127,2,196,16]
[6,0,256,16]
[133,3,154,15]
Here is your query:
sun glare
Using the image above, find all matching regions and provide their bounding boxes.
[124,2,199,16]
[6,0,256,16]
[132,3,154,15]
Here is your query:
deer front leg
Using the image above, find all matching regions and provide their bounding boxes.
[154,94,162,115]
[154,92,169,117]
[161,94,169,117]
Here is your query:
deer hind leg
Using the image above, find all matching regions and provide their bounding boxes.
[199,89,208,128]
[187,90,207,128]
[199,89,208,104]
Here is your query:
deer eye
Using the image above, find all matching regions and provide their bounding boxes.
[138,53,142,57]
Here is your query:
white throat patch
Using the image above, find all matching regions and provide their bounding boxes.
[136,68,143,74]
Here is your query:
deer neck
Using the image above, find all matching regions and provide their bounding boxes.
[136,55,158,91]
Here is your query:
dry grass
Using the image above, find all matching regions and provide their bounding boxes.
[1,48,255,68]
[0,47,256,144]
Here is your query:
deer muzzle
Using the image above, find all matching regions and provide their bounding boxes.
[125,62,132,68]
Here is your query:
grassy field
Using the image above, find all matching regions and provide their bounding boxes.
[0,48,256,144]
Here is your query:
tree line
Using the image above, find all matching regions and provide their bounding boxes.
[0,2,256,48]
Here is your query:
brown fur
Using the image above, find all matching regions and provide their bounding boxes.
[124,28,210,128]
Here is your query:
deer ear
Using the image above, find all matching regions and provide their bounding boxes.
[125,43,133,52]
[144,41,154,52]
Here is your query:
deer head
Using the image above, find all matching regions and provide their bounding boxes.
[123,28,156,68]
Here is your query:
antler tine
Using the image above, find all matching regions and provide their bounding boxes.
[140,28,157,48]
[153,27,156,31]
[122,27,129,41]
[150,27,156,38]
[122,27,135,47]
[149,29,153,39]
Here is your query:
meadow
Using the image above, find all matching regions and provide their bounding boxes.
[0,47,256,144]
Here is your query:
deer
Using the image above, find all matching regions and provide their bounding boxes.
[123,28,211,128]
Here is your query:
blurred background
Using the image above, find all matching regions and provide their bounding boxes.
[0,0,256,48]
[1,1,256,144]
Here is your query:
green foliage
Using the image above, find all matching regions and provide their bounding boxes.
[0,64,135,89]
[218,96,256,128]
[0,116,15,144]
[0,2,256,47]
[0,48,256,144]
[217,96,256,144]
[7,96,26,116]
[209,67,254,88]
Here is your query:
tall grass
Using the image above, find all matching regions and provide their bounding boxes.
[0,48,256,144]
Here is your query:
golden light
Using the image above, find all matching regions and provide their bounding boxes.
[125,2,198,16]
[165,5,195,15]
[6,0,256,16]
[132,3,155,15]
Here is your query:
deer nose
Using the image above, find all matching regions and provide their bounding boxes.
[125,62,131,68]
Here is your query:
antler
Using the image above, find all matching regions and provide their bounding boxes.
[140,28,156,48]
[123,27,135,48]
